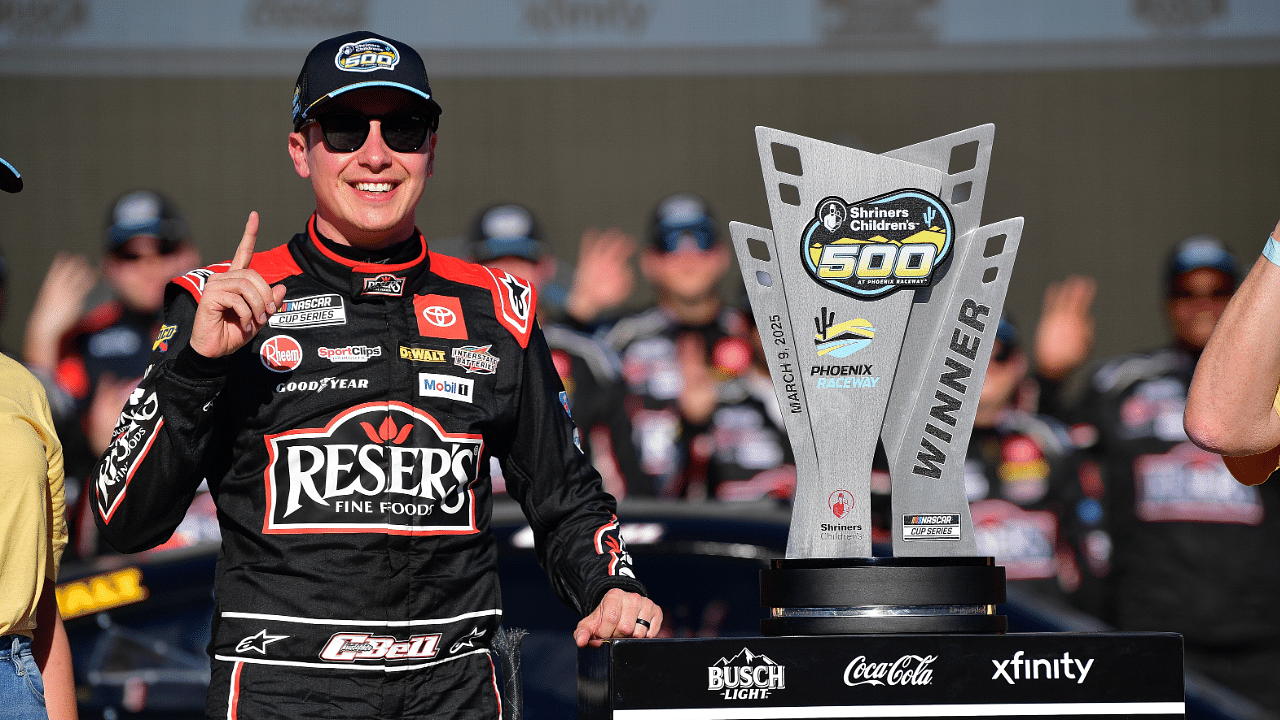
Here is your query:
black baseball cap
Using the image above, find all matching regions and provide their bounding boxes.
[469,204,546,263]
[1164,234,1238,292]
[105,190,189,249]
[292,31,442,131]
[650,193,718,253]
[0,157,21,194]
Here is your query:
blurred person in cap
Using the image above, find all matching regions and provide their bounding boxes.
[86,31,657,720]
[0,155,78,720]
[469,202,647,497]
[604,193,777,498]
[24,190,200,454]
[22,190,201,559]
[1075,234,1280,712]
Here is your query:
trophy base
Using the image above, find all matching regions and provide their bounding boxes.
[760,556,1006,635]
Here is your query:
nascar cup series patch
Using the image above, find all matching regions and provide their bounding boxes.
[335,38,400,73]
[802,189,954,299]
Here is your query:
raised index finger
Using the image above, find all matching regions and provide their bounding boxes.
[230,211,260,271]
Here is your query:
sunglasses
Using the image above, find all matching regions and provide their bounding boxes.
[1169,287,1233,301]
[309,112,434,154]
[655,227,718,253]
[111,238,183,262]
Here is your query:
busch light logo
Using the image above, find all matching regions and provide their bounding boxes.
[263,402,483,534]
[707,648,786,700]
[320,633,441,662]
[802,190,954,299]
[844,654,937,687]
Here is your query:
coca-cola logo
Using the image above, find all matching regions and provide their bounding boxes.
[263,402,483,534]
[844,654,937,687]
[261,335,303,372]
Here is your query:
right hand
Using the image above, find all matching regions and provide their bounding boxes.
[1034,274,1097,381]
[189,212,287,359]
[23,252,98,371]
[565,227,637,324]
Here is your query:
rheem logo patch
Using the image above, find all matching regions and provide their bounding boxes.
[261,336,303,372]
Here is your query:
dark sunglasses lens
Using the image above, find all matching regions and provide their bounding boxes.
[380,114,430,153]
[318,113,370,153]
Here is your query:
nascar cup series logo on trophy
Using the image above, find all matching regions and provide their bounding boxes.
[732,124,1023,634]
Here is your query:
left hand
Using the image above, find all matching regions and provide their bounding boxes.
[574,588,663,648]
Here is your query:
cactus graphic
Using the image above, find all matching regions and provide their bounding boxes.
[815,307,836,340]
[923,206,937,227]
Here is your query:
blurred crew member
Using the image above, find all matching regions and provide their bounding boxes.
[469,202,645,497]
[1080,235,1280,712]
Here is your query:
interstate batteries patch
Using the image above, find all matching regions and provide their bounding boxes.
[802,190,954,299]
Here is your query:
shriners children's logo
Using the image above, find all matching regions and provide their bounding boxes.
[335,38,400,73]
[802,190,954,299]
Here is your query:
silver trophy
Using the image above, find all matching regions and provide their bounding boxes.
[731,125,1023,634]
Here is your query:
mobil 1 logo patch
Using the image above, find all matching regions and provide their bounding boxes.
[803,190,954,299]
[269,293,347,329]
[419,373,473,403]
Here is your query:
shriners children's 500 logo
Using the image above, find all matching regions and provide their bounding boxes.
[802,190,954,299]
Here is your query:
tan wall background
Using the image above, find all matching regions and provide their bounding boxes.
[2,66,1278,376]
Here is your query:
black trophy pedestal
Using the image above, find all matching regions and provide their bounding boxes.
[578,633,1185,719]
[760,556,1008,635]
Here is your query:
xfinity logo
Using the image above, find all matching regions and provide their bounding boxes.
[844,654,936,687]
[707,648,785,700]
[992,651,1094,685]
[320,633,440,662]
[419,373,473,403]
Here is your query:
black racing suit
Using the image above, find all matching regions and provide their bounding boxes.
[606,305,792,498]
[91,218,646,720]
[1074,347,1280,711]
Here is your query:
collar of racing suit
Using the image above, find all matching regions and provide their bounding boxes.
[292,214,434,300]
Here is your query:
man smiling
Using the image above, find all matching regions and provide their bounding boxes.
[91,32,659,720]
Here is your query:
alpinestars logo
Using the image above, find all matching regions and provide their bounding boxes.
[320,633,441,662]
[707,648,786,700]
[263,402,483,535]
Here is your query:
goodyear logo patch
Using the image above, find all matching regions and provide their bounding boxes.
[803,190,954,299]
[335,38,400,73]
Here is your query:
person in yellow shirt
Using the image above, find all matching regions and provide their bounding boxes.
[0,157,77,720]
